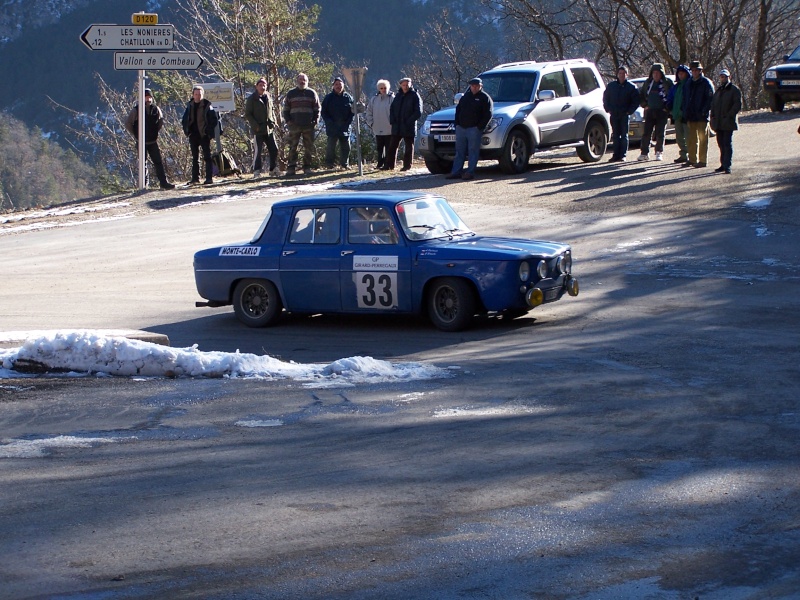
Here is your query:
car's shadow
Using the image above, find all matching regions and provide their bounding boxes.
[146,310,543,363]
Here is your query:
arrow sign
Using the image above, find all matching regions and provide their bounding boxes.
[80,24,175,50]
[114,51,204,71]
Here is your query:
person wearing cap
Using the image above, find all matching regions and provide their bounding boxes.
[710,68,742,174]
[385,77,423,171]
[603,65,640,162]
[636,63,673,162]
[124,89,175,190]
[181,85,220,184]
[666,64,692,163]
[245,78,281,178]
[365,79,394,169]
[446,77,493,180]
[282,73,321,175]
[681,60,715,168]
[321,77,355,170]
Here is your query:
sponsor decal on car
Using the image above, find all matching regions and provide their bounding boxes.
[220,246,261,256]
[353,255,398,271]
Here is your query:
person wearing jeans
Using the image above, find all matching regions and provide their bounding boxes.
[445,77,493,180]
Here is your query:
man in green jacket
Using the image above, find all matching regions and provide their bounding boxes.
[667,64,691,163]
[245,78,281,178]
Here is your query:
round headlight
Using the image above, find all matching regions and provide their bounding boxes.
[557,253,572,275]
[519,261,530,282]
[536,259,548,279]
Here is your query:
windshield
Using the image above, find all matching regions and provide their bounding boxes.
[395,197,473,241]
[789,46,800,61]
[479,73,537,103]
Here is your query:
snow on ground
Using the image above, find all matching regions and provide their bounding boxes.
[0,330,451,386]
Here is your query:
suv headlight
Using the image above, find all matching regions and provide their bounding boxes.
[765,69,777,80]
[630,108,644,122]
[484,117,502,133]
[421,120,431,135]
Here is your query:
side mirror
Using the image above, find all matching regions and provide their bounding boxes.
[453,92,464,105]
[783,54,791,62]
[537,89,556,102]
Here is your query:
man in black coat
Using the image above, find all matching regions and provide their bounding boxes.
[321,77,355,170]
[385,77,423,171]
[125,89,174,189]
[710,68,742,174]
[682,61,715,168]
[181,85,220,184]
[602,66,640,162]
[446,77,493,180]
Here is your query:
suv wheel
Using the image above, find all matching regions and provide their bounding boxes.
[768,94,785,112]
[498,130,530,174]
[424,156,453,175]
[576,119,608,162]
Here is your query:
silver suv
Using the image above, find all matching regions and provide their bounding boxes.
[418,59,610,174]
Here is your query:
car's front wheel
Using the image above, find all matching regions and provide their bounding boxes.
[768,94,785,112]
[233,279,283,327]
[498,130,530,174]
[424,156,453,175]
[427,277,477,331]
[576,119,608,162]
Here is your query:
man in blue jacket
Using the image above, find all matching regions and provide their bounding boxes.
[602,66,640,162]
[446,77,493,180]
[682,61,715,168]
[321,77,355,170]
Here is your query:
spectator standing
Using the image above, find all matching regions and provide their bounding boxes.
[637,63,673,162]
[244,78,281,178]
[710,68,742,174]
[365,79,394,169]
[602,66,640,162]
[446,77,493,180]
[385,77,423,171]
[682,61,715,168]
[282,73,320,175]
[181,85,219,185]
[321,77,355,170]
[125,89,174,190]
[666,64,691,163]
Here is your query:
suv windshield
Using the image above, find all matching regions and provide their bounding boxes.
[789,46,800,61]
[396,197,473,241]
[479,73,537,103]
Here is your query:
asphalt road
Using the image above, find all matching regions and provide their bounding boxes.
[1,109,800,599]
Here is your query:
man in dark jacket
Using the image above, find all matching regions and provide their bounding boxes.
[125,88,174,189]
[682,61,715,168]
[710,68,742,174]
[637,63,673,162]
[602,66,640,162]
[245,78,280,178]
[666,64,691,163]
[385,77,423,171]
[181,85,219,184]
[321,77,355,170]
[282,73,320,175]
[446,77,493,180]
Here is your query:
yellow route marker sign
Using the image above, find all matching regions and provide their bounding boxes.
[132,13,158,25]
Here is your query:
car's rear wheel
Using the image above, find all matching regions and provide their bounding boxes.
[576,119,608,162]
[427,277,476,331]
[424,156,453,175]
[233,279,283,327]
[768,94,785,112]
[498,130,530,174]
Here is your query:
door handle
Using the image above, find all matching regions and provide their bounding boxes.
[282,250,296,256]
[341,250,354,256]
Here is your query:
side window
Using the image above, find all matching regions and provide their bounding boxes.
[539,70,568,98]
[289,208,340,244]
[570,67,601,95]
[348,207,398,245]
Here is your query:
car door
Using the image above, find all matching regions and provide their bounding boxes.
[532,68,578,145]
[340,206,413,313]
[278,207,342,312]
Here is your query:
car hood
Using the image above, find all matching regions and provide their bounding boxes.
[427,101,533,122]
[770,61,800,71]
[418,235,569,259]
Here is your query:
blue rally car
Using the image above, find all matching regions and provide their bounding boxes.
[193,191,579,331]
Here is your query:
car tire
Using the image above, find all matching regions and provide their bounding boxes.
[576,119,608,162]
[768,94,785,112]
[233,279,283,327]
[427,277,477,332]
[424,156,453,175]
[498,130,530,174]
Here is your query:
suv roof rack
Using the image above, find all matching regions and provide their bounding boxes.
[490,58,589,70]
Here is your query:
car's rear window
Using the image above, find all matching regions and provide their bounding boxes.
[570,67,601,95]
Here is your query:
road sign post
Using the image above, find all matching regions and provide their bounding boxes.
[342,67,368,176]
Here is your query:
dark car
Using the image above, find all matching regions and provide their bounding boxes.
[764,44,800,112]
[194,191,579,331]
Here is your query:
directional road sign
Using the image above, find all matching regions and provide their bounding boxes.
[80,24,175,51]
[114,51,204,71]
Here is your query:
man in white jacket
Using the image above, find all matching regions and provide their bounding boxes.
[365,79,394,170]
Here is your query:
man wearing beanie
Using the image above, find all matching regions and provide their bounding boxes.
[603,65,640,162]
[637,63,672,162]
[125,89,175,190]
[710,68,742,174]
[666,64,692,163]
